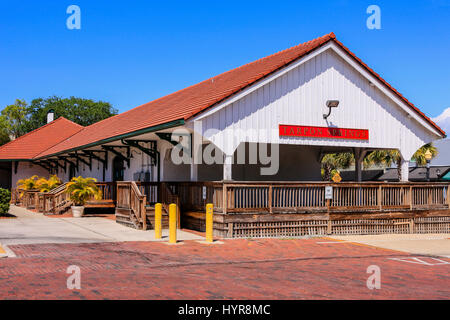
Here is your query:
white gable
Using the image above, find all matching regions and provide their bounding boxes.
[189,43,441,160]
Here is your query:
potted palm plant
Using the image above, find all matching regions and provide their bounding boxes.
[65,176,102,218]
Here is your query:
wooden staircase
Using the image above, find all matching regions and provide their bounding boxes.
[116,205,169,230]
[115,181,179,231]
[41,183,72,214]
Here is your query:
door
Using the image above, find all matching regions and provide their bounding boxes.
[112,156,125,181]
[69,163,76,180]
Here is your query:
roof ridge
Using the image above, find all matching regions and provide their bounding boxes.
[0,117,84,159]
[0,117,81,151]
[184,33,335,119]
[205,33,335,81]
[332,38,445,136]
[79,33,336,131]
[30,32,445,159]
[33,124,85,158]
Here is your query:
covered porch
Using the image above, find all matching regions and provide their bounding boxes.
[12,178,450,238]
[4,33,450,238]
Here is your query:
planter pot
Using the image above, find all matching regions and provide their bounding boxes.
[71,206,85,218]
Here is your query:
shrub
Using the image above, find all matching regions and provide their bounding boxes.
[36,175,62,192]
[17,175,62,195]
[65,176,102,206]
[16,175,39,190]
[0,188,11,215]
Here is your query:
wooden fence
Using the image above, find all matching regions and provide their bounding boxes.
[11,182,118,215]
[163,181,450,214]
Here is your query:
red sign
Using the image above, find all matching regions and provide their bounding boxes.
[279,124,369,140]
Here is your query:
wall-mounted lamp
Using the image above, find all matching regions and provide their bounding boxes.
[323,100,339,119]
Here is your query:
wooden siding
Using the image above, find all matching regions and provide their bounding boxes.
[195,48,438,159]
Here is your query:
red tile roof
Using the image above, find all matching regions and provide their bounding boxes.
[36,33,339,158]
[2,32,445,161]
[0,117,83,160]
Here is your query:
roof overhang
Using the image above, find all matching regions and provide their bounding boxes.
[34,119,185,160]
[191,40,445,139]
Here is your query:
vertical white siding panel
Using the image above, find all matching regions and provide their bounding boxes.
[197,48,436,156]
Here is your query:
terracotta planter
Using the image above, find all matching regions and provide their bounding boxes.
[71,206,85,218]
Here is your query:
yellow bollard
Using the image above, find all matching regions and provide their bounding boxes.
[154,203,162,239]
[169,203,177,243]
[206,203,213,243]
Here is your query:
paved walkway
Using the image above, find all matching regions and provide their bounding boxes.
[330,234,450,258]
[0,238,449,299]
[0,206,203,249]
[1,206,449,299]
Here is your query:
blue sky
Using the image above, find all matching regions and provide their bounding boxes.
[1,0,449,123]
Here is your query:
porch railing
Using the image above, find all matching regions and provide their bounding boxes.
[116,181,147,229]
[10,188,23,205]
[23,189,40,210]
[163,181,450,214]
[13,181,450,218]
[135,182,159,205]
[95,182,117,202]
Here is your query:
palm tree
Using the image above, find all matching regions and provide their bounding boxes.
[411,143,438,166]
[364,143,438,180]
[321,152,354,181]
[364,149,402,178]
[36,175,62,193]
[16,175,40,190]
[65,176,102,206]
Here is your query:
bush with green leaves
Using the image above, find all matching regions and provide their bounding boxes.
[0,188,11,215]
[65,176,102,206]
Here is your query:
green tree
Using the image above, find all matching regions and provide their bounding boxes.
[24,96,118,131]
[0,96,117,146]
[411,143,438,166]
[364,143,438,180]
[0,116,10,145]
[364,149,402,179]
[321,152,354,181]
[1,99,28,140]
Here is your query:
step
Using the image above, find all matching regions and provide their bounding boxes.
[116,219,140,229]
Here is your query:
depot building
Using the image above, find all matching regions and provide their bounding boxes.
[0,32,445,188]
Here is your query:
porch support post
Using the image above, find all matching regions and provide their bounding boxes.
[190,133,200,182]
[190,163,198,181]
[223,154,233,181]
[400,159,410,182]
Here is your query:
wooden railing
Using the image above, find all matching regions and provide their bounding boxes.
[115,181,180,229]
[161,183,181,227]
[13,182,117,215]
[95,182,117,202]
[13,181,450,219]
[43,183,71,214]
[116,181,147,229]
[165,182,223,212]
[135,182,159,205]
[23,189,40,210]
[10,188,22,205]
[164,181,450,214]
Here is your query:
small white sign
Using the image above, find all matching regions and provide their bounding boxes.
[202,186,207,200]
[325,186,333,200]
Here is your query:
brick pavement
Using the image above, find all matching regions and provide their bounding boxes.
[0,238,449,299]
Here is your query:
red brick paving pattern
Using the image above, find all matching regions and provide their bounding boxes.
[1,239,449,299]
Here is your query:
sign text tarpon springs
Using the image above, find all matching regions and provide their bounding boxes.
[279,124,369,140]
